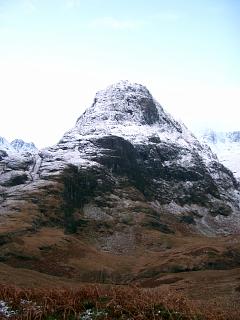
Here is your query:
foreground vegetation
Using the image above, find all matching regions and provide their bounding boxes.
[0,285,239,320]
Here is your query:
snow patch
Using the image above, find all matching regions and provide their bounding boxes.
[0,300,16,318]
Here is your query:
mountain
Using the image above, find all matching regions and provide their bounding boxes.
[202,130,240,144]
[0,137,38,188]
[10,139,38,154]
[201,130,240,179]
[1,81,240,297]
[0,136,38,155]
[0,137,14,153]
[1,81,240,234]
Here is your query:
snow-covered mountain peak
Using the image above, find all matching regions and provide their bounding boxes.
[10,139,38,154]
[73,80,187,144]
[98,80,151,97]
[0,136,14,153]
[76,80,164,127]
[199,130,240,178]
[202,130,240,144]
[95,80,153,105]
[0,136,38,155]
[0,137,8,145]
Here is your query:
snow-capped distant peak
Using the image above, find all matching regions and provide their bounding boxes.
[199,130,240,178]
[0,137,38,155]
[202,130,240,144]
[0,136,14,153]
[11,139,38,154]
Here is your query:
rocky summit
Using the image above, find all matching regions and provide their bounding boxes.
[1,81,240,290]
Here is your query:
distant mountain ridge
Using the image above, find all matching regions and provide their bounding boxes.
[202,130,240,144]
[0,136,38,154]
[200,130,240,178]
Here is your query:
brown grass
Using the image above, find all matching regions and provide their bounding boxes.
[0,284,239,320]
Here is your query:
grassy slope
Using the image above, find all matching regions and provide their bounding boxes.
[0,225,240,314]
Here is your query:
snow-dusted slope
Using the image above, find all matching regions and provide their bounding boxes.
[42,81,240,234]
[201,130,240,178]
[1,81,240,235]
[60,81,215,164]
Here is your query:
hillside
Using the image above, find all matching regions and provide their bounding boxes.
[0,81,240,315]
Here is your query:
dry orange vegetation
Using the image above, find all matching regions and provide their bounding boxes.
[0,284,240,320]
[1,204,240,319]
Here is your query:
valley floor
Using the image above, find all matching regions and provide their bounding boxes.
[0,259,240,319]
[1,222,240,319]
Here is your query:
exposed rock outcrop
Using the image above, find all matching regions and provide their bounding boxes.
[1,81,240,239]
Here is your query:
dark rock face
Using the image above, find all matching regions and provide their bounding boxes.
[93,136,138,175]
[133,96,159,125]
[76,135,235,214]
[0,150,8,160]
[62,164,115,233]
[1,80,240,236]
[0,171,29,187]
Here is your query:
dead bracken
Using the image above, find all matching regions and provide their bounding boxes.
[0,284,239,320]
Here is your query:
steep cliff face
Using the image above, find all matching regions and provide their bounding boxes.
[1,81,240,239]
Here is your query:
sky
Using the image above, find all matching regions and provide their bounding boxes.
[0,0,239,148]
